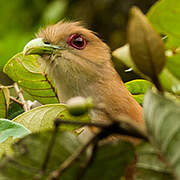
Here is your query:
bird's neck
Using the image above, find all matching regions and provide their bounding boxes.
[45,57,143,125]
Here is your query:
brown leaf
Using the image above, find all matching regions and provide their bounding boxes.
[128,7,166,81]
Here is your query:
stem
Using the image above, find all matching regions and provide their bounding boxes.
[10,96,24,106]
[55,119,148,141]
[75,142,98,180]
[55,119,108,128]
[14,83,30,111]
[47,134,99,180]
[34,120,60,180]
[153,75,163,93]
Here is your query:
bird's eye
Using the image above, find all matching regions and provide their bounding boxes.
[44,41,51,45]
[66,34,87,50]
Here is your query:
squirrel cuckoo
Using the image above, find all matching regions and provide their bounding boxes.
[23,21,144,134]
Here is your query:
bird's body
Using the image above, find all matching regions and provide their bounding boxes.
[24,21,143,128]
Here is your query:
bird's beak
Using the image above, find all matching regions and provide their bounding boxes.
[23,38,64,55]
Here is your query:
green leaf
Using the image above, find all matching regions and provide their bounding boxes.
[3,53,59,104]
[42,0,68,24]
[128,7,166,82]
[143,90,180,179]
[166,53,180,80]
[83,141,134,180]
[135,143,174,180]
[125,79,152,105]
[7,102,24,120]
[0,87,10,118]
[0,131,82,180]
[112,45,180,94]
[0,130,134,180]
[0,104,89,158]
[147,0,180,41]
[125,79,152,95]
[13,104,89,132]
[0,118,30,143]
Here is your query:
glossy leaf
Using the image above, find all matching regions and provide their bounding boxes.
[128,7,166,81]
[143,90,180,179]
[0,87,10,118]
[148,0,180,40]
[0,118,30,143]
[3,53,59,104]
[125,79,152,95]
[125,79,152,105]
[0,130,134,180]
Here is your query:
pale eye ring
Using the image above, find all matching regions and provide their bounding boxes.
[66,34,87,50]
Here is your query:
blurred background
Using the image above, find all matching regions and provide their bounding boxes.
[0,0,158,81]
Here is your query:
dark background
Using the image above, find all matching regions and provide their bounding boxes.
[0,0,157,67]
[0,0,157,83]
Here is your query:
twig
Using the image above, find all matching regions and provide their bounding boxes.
[75,142,98,180]
[54,119,108,128]
[14,83,30,111]
[0,85,14,89]
[34,120,60,180]
[55,118,148,141]
[47,133,99,180]
[152,75,163,93]
[47,117,148,180]
[93,106,148,140]
[10,96,24,106]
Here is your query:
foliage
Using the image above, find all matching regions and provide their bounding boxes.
[0,0,180,179]
[0,130,134,180]
[4,53,59,104]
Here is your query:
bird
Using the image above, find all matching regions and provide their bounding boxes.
[23,21,144,135]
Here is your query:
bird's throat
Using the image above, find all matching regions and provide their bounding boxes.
[45,55,143,124]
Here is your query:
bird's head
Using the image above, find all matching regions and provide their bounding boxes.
[24,21,110,65]
[23,21,112,101]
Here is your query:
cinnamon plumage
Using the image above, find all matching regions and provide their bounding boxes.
[24,21,144,127]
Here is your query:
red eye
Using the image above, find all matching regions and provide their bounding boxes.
[66,34,87,50]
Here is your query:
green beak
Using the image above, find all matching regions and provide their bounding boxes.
[23,38,64,55]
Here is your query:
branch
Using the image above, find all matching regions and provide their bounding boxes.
[47,117,148,180]
[10,96,24,106]
[34,119,61,180]
[54,117,148,141]
[75,142,98,180]
[47,133,99,180]
[14,83,30,111]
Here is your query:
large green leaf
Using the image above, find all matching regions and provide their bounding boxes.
[147,0,180,41]
[125,79,152,105]
[0,104,89,158]
[143,90,180,179]
[83,141,134,180]
[0,131,81,180]
[135,143,174,180]
[0,87,10,118]
[3,53,59,104]
[12,104,89,132]
[0,130,134,180]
